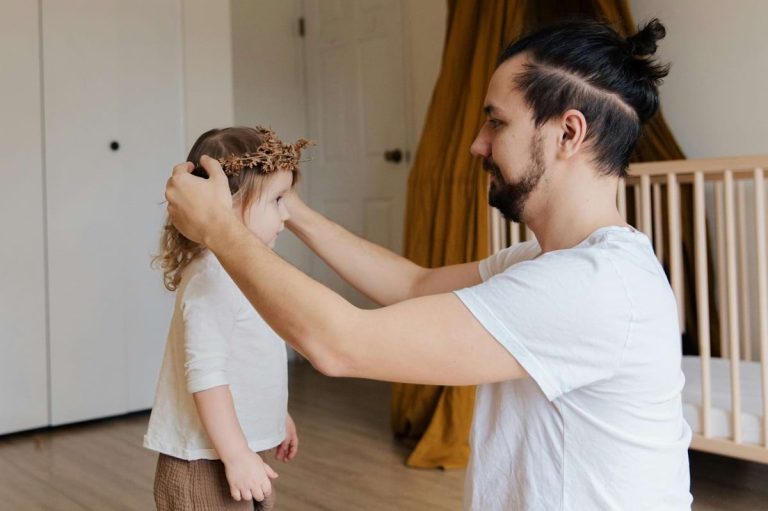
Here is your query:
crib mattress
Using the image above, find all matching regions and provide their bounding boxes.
[682,355,765,445]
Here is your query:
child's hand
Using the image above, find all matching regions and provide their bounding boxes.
[223,450,278,502]
[275,414,299,462]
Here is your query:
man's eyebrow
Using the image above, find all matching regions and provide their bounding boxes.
[483,104,495,116]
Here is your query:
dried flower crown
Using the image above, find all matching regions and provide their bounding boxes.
[215,126,312,177]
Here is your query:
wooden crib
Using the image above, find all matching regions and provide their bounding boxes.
[489,155,768,464]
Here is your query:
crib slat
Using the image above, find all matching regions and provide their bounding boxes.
[525,224,535,243]
[500,214,508,250]
[640,174,653,239]
[510,221,520,245]
[652,183,664,261]
[634,184,642,231]
[715,181,730,358]
[724,170,743,443]
[736,181,753,361]
[490,206,501,254]
[667,173,685,333]
[694,172,712,438]
[753,167,768,447]
[618,178,627,220]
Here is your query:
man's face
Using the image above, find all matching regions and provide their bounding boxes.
[470,55,548,223]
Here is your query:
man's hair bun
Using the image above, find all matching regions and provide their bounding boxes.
[626,18,666,57]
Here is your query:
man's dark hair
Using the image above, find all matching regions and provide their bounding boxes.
[499,19,670,177]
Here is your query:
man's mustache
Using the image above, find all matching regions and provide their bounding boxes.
[483,157,502,177]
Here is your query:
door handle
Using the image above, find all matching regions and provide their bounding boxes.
[384,149,402,163]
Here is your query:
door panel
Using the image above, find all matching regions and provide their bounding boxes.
[304,0,410,307]
[43,0,181,424]
[0,0,49,435]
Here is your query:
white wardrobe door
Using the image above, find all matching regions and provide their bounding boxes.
[0,1,49,435]
[115,1,183,412]
[43,0,181,425]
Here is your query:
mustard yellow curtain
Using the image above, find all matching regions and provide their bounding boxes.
[391,0,528,470]
[393,0,701,469]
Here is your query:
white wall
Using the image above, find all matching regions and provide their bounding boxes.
[230,0,306,142]
[230,0,309,273]
[403,0,448,150]
[182,0,235,148]
[226,0,448,270]
[630,0,768,158]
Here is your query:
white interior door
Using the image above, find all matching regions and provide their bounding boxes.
[303,0,411,307]
[0,0,49,435]
[43,0,182,425]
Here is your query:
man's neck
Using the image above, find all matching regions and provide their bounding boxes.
[525,171,627,253]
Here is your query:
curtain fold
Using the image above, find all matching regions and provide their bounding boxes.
[392,0,705,469]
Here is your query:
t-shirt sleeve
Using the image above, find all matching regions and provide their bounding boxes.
[455,249,632,401]
[181,266,238,394]
[478,240,541,281]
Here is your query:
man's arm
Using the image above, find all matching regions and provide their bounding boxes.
[166,157,526,386]
[210,217,525,385]
[286,193,482,305]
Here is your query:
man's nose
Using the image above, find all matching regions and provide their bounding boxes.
[470,130,490,158]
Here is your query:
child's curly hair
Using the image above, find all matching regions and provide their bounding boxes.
[155,126,308,291]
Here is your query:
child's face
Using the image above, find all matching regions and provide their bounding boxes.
[240,171,293,248]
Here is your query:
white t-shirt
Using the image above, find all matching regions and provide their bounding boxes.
[454,226,692,511]
[144,251,288,460]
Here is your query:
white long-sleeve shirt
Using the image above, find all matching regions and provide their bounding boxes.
[144,250,288,460]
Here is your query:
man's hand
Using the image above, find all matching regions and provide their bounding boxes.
[223,450,279,502]
[283,189,312,232]
[165,155,234,244]
[275,414,299,462]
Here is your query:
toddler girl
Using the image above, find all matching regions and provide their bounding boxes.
[145,126,309,510]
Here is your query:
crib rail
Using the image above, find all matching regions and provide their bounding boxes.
[489,154,768,463]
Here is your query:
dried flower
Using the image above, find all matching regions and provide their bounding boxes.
[219,126,313,177]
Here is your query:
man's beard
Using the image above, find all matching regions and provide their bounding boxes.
[484,133,545,224]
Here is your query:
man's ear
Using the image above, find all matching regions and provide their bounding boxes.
[557,109,587,160]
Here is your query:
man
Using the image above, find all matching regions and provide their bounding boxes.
[166,18,692,511]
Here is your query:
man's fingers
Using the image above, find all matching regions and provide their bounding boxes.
[166,163,193,204]
[199,154,226,181]
[172,161,195,176]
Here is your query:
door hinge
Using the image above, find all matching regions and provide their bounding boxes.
[299,17,306,37]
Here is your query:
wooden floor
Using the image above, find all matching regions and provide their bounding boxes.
[1,362,767,510]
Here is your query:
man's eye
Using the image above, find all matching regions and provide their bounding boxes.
[489,119,502,129]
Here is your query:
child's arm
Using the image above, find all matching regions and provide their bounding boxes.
[182,268,277,502]
[194,386,278,502]
[275,413,298,462]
